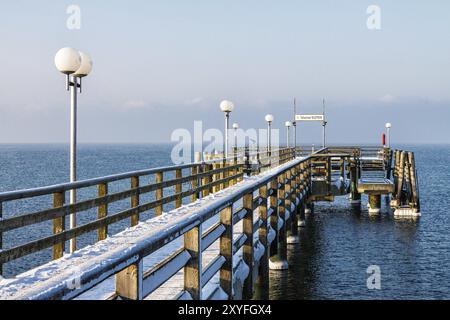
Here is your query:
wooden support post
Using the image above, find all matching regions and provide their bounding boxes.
[326,157,331,195]
[98,183,108,240]
[52,191,65,259]
[130,177,139,226]
[191,165,199,202]
[235,150,241,182]
[257,184,269,288]
[408,152,420,210]
[288,166,300,240]
[386,149,393,179]
[223,159,229,189]
[202,163,210,198]
[192,152,201,201]
[269,179,279,259]
[115,260,143,300]
[184,225,202,300]
[155,172,163,216]
[175,169,182,208]
[396,151,406,204]
[242,193,254,299]
[256,150,261,174]
[404,152,412,204]
[271,172,288,269]
[212,162,219,193]
[393,150,400,197]
[350,160,361,205]
[219,205,234,299]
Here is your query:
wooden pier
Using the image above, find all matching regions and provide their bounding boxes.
[0,146,420,300]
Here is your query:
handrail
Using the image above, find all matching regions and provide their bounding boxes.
[0,155,311,300]
[0,147,297,276]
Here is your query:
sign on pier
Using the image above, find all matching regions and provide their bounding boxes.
[295,114,324,121]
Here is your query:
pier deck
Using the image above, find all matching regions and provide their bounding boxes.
[0,146,420,300]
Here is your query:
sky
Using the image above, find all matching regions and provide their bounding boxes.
[0,0,449,144]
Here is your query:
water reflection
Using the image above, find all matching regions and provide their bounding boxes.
[256,194,428,300]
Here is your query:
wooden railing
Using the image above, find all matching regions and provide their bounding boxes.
[391,149,420,211]
[0,153,310,300]
[0,148,295,276]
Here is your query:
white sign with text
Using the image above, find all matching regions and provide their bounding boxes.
[295,114,324,121]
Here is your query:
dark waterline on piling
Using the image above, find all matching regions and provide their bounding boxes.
[1,143,449,299]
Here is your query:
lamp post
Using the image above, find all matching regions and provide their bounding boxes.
[265,114,274,157]
[385,122,392,148]
[55,47,93,253]
[232,123,239,154]
[220,100,234,158]
[285,121,292,148]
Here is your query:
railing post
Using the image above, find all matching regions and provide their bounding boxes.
[256,150,261,174]
[155,171,163,216]
[223,158,229,189]
[98,183,108,240]
[270,172,288,269]
[298,162,306,227]
[242,193,254,299]
[232,151,239,185]
[256,185,269,289]
[268,178,280,267]
[52,191,65,259]
[212,161,219,193]
[287,167,299,243]
[191,165,199,202]
[201,162,210,198]
[184,224,202,300]
[244,147,251,176]
[219,205,234,299]
[175,169,182,208]
[131,176,139,226]
[115,260,143,300]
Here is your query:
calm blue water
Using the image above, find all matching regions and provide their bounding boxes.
[1,143,449,299]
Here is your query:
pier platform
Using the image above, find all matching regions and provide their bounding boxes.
[0,146,420,300]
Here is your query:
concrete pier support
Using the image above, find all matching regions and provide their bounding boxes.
[297,202,306,227]
[304,201,314,215]
[368,194,381,214]
[349,160,361,206]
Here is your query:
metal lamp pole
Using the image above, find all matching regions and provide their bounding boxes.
[224,112,230,157]
[220,100,235,159]
[232,123,239,155]
[385,122,392,148]
[265,114,274,164]
[293,97,297,156]
[285,121,292,148]
[69,76,78,252]
[55,48,92,253]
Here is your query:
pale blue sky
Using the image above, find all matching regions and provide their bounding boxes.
[0,0,449,144]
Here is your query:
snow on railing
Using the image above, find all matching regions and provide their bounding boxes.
[0,156,311,300]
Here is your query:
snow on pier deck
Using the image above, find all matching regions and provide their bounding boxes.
[0,158,301,300]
